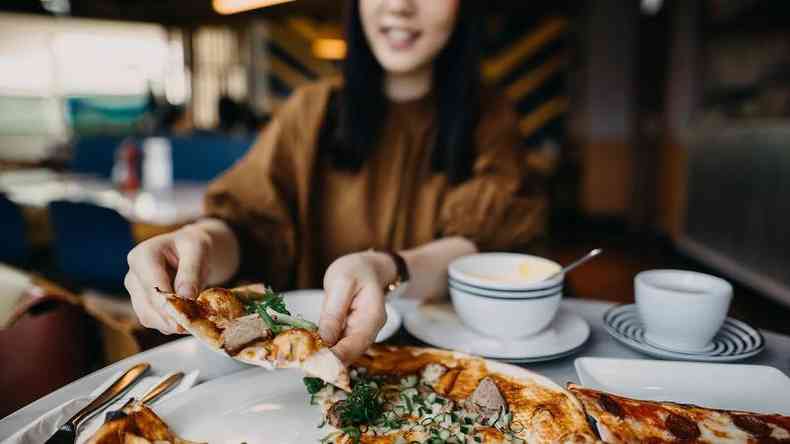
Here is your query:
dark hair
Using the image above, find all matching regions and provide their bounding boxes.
[325,0,482,184]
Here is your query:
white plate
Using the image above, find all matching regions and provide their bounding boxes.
[155,352,566,443]
[155,367,326,443]
[403,303,589,362]
[575,357,790,415]
[603,304,765,362]
[283,289,401,342]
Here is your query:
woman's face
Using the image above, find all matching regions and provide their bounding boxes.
[359,0,459,75]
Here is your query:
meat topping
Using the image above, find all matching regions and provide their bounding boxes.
[220,313,270,355]
[598,394,625,418]
[464,377,507,420]
[665,412,701,440]
[326,400,348,428]
[733,414,771,437]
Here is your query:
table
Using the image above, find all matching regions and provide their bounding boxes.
[0,170,205,225]
[0,169,206,245]
[2,298,790,439]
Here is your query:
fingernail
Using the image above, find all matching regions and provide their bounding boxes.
[177,283,197,299]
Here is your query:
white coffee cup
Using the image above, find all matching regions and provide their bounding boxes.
[635,269,733,352]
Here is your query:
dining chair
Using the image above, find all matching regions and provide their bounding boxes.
[48,201,135,293]
[0,195,31,266]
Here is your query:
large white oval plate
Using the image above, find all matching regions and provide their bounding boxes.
[575,357,790,415]
[155,367,325,443]
[154,350,566,443]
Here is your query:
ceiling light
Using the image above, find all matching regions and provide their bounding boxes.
[213,0,295,15]
[641,0,663,15]
[312,38,346,60]
[41,0,70,15]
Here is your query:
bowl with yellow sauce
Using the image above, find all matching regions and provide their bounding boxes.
[448,253,563,339]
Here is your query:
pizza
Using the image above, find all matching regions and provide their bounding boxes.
[157,284,350,391]
[87,401,203,444]
[304,345,600,444]
[567,384,790,444]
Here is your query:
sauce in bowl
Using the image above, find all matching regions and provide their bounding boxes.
[462,260,560,284]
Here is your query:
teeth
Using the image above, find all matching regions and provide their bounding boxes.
[387,29,414,44]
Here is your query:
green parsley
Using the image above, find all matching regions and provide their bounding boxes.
[303,377,326,394]
[338,381,383,425]
[242,288,315,334]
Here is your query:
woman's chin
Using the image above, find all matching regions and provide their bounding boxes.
[376,54,431,76]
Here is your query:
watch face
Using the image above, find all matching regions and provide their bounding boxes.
[386,281,409,300]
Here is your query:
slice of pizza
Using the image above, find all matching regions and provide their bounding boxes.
[87,402,204,444]
[157,284,350,391]
[567,383,790,444]
[304,345,600,444]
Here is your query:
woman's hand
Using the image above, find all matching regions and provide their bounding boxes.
[319,238,477,364]
[319,251,394,365]
[125,219,240,334]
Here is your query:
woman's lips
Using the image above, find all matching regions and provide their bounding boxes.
[380,27,421,51]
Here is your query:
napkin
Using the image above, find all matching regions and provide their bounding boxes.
[1,370,199,444]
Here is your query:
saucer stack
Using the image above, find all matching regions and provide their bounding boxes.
[404,253,590,363]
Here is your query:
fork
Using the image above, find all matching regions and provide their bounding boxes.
[44,363,150,444]
[104,372,185,422]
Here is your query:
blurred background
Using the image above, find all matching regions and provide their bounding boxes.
[1,0,789,418]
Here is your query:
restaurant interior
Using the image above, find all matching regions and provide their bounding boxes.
[1,0,790,439]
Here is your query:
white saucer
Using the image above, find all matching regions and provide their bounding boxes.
[282,289,401,342]
[603,304,765,362]
[403,303,590,363]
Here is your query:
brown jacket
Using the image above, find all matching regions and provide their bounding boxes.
[204,80,546,289]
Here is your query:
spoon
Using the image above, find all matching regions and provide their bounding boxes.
[545,248,603,281]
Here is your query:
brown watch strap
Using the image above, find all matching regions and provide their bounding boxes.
[381,250,410,291]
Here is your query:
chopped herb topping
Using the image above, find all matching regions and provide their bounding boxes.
[308,365,522,444]
[338,381,383,425]
[303,377,326,394]
[243,288,317,333]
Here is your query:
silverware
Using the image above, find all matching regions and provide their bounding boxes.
[44,363,150,444]
[545,248,604,281]
[105,372,185,422]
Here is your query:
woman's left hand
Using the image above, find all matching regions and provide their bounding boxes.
[319,251,393,365]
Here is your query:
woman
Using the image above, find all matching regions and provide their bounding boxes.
[125,0,547,365]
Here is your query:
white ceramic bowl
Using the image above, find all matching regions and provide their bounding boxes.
[635,269,733,352]
[449,253,562,290]
[448,253,563,339]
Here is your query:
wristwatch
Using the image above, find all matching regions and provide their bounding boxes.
[380,250,410,293]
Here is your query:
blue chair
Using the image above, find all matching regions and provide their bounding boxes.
[0,195,31,265]
[70,136,125,178]
[169,135,253,181]
[48,201,134,292]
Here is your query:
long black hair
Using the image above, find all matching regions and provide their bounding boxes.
[324,0,483,184]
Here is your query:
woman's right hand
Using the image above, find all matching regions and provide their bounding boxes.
[125,224,217,334]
